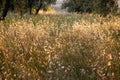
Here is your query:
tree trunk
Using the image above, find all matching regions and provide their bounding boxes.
[0,0,10,20]
[28,0,33,15]
[35,0,43,14]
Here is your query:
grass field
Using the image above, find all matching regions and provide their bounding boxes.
[0,14,120,80]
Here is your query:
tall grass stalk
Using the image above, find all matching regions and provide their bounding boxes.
[0,14,120,80]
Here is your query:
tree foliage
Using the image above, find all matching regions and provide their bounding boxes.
[0,0,57,20]
[62,0,118,15]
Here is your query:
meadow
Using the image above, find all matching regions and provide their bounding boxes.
[0,14,120,80]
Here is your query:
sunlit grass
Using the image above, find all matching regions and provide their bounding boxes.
[0,14,120,80]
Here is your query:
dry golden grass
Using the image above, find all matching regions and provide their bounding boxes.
[0,14,120,80]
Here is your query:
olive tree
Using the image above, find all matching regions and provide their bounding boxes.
[0,0,57,20]
[62,0,118,15]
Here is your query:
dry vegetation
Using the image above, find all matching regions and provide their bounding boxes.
[0,14,120,80]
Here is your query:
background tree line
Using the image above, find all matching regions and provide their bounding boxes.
[62,0,119,16]
[0,0,57,20]
[0,0,120,20]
